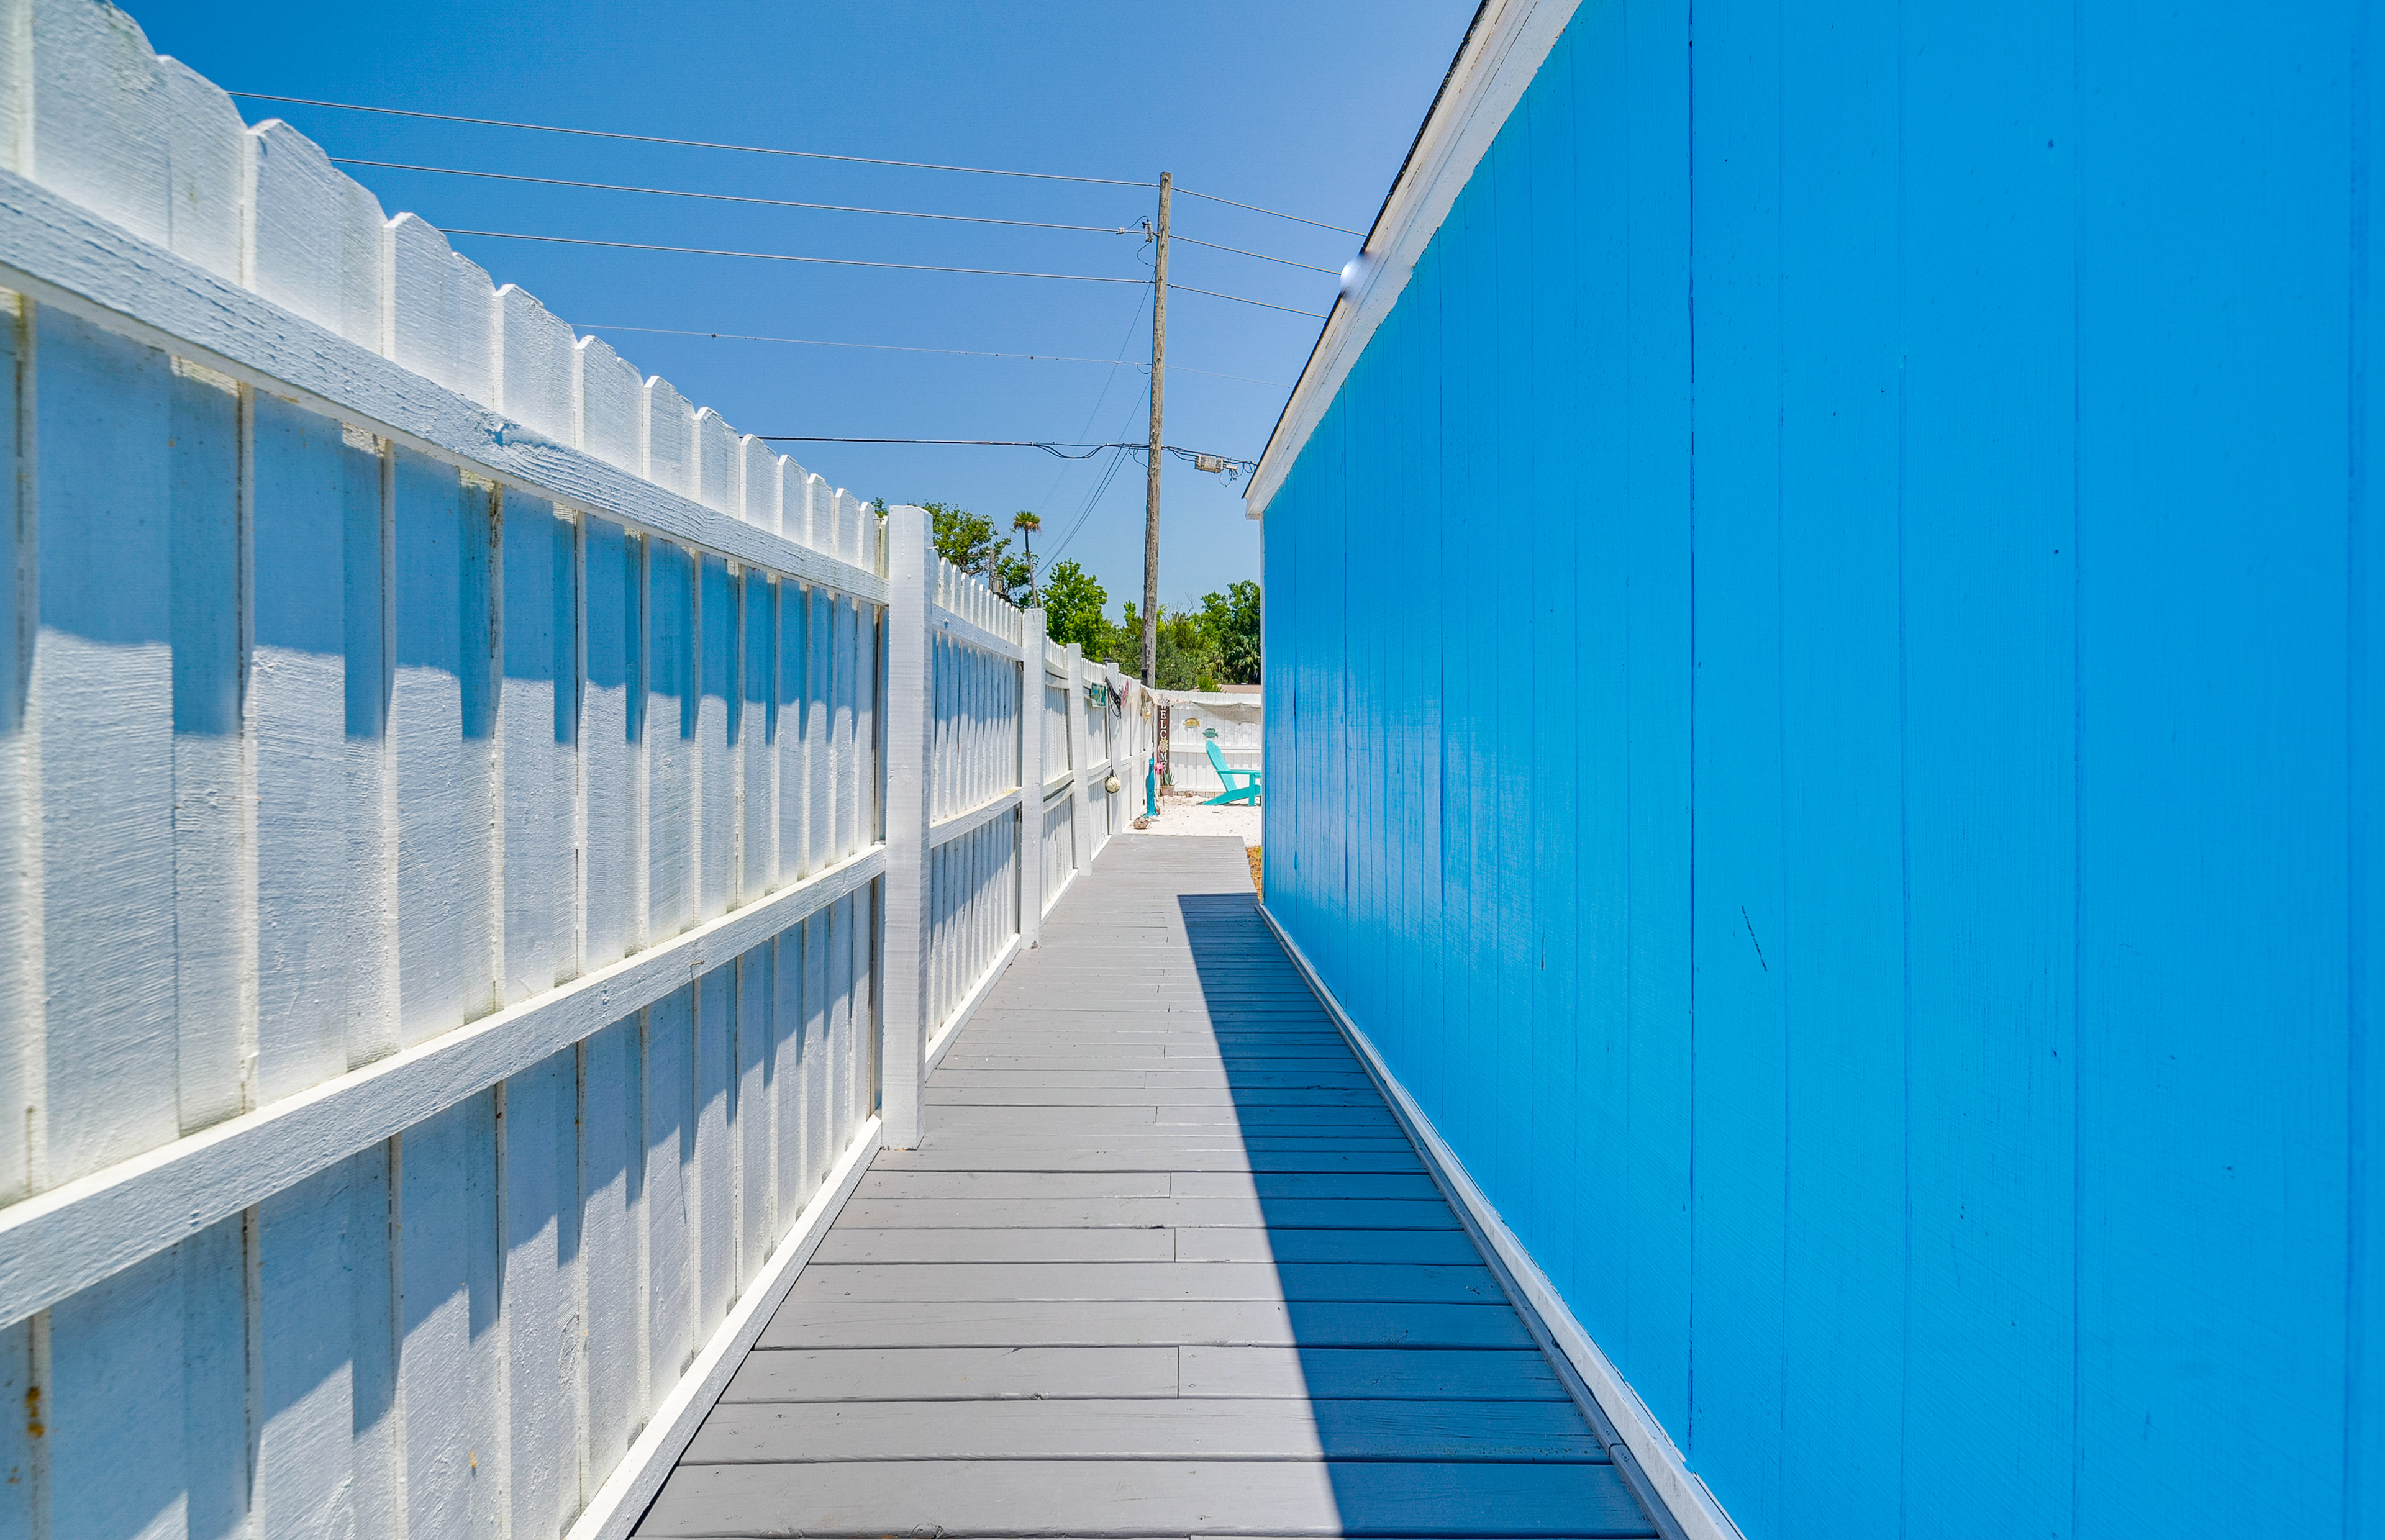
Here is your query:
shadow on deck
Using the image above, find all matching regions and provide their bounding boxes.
[632,835,1664,1538]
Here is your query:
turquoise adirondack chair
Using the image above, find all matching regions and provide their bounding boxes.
[1201,730,1261,805]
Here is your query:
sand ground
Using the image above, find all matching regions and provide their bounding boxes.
[1127,793,1260,847]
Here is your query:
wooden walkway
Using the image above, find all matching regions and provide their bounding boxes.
[636,835,1661,1538]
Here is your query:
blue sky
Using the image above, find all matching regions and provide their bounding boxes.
[124,1,1471,617]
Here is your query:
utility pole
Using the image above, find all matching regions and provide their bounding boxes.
[1142,171,1170,688]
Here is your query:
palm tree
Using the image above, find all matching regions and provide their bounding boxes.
[1012,511,1043,604]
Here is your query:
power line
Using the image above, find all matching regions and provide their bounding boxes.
[334,156,1140,234]
[342,160,1338,278]
[1167,232,1340,274]
[1169,282,1328,319]
[1174,184,1363,236]
[229,91,1152,188]
[575,324,1125,366]
[762,436,1118,459]
[1028,287,1153,551]
[445,228,1143,284]
[1048,445,1137,563]
[754,434,1255,473]
[573,322,1291,387]
[353,159,1330,286]
[452,229,1324,315]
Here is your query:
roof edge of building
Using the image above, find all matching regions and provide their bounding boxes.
[1243,0,1583,520]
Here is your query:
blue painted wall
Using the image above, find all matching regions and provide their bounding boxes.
[1262,3,2383,1534]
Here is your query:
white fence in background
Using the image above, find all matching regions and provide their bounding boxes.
[1156,690,1264,798]
[0,5,1150,1539]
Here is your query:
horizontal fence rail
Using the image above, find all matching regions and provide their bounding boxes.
[0,4,1153,1539]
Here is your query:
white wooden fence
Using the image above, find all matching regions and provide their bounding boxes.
[0,4,1150,1538]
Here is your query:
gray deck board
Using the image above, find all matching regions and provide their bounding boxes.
[812,1226,1179,1263]
[786,1261,1507,1304]
[642,1459,1652,1538]
[1175,1228,1486,1264]
[637,836,1653,1540]
[925,1084,1389,1106]
[1179,1346,1576,1400]
[835,1195,1465,1229]
[756,1298,1537,1349]
[684,1398,1606,1463]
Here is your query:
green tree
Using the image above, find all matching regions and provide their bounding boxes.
[1011,512,1043,603]
[923,502,1009,578]
[1194,581,1261,683]
[1112,602,1221,691]
[1040,559,1112,653]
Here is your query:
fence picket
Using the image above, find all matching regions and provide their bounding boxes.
[742,438,781,535]
[494,284,576,445]
[246,120,383,348]
[694,409,737,515]
[642,377,694,497]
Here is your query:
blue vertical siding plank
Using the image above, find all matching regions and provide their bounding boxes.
[2356,17,2385,1528]
[1432,215,1482,1159]
[1620,0,1697,1434]
[2076,6,2353,1532]
[1288,411,1321,970]
[1377,329,1409,1061]
[1897,6,2079,1535]
[1524,67,1584,1275]
[1327,383,1347,988]
[1774,2,1908,1531]
[1347,338,1379,1051]
[1329,397,1353,997]
[1562,2,1635,1395]
[1487,122,1538,1221]
[1684,0,1790,1528]
[1367,339,1401,1066]
[1403,281,1432,1124]
[1442,199,1494,1174]
[1409,268,1447,1138]
[1476,150,1517,1169]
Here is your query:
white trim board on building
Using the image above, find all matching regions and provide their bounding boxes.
[1243,0,1581,519]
